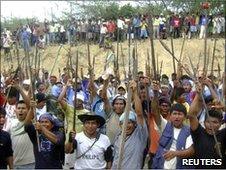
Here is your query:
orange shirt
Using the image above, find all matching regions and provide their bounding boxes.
[148,112,170,154]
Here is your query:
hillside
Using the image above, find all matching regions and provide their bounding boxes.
[1,38,225,79]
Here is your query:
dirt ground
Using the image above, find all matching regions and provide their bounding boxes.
[1,38,225,79]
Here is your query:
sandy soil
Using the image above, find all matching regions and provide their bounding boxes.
[1,38,225,79]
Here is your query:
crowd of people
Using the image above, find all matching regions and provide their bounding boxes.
[0,55,225,169]
[0,10,226,170]
[1,12,225,58]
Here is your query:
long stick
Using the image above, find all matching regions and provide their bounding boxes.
[156,53,159,75]
[190,60,222,157]
[117,48,135,169]
[179,36,186,61]
[210,38,217,76]
[73,51,79,131]
[203,10,208,75]
[148,14,157,80]
[27,50,41,152]
[170,37,176,73]
[159,60,163,76]
[206,46,211,76]
[120,43,126,80]
[3,67,20,108]
[128,29,131,79]
[117,86,132,170]
[49,44,63,76]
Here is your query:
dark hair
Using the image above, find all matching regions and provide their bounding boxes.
[16,100,26,106]
[6,87,19,98]
[174,87,185,100]
[36,82,44,89]
[0,107,7,116]
[170,103,187,115]
[138,71,144,75]
[162,74,169,80]
[205,109,223,122]
[139,85,146,90]
[112,97,126,106]
[159,97,171,107]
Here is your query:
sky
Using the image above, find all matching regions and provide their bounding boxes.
[1,1,69,21]
[1,1,139,21]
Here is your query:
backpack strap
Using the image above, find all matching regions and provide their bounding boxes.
[76,132,101,160]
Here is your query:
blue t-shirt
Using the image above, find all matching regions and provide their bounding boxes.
[91,95,106,119]
[25,124,64,169]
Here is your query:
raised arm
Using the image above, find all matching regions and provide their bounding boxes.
[12,80,30,106]
[188,81,203,131]
[130,80,144,125]
[35,122,60,144]
[202,77,218,101]
[24,100,35,125]
[102,77,111,115]
[58,79,71,109]
[151,81,161,126]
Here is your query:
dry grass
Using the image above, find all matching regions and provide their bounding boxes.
[1,38,225,79]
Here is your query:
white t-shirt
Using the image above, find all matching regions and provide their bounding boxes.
[117,19,125,29]
[7,118,35,166]
[160,116,193,169]
[36,105,47,120]
[74,132,111,169]
[3,103,16,131]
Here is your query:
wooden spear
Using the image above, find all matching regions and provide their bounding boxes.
[27,50,41,152]
[73,51,79,131]
[203,10,208,76]
[156,53,159,75]
[210,38,217,76]
[148,14,157,80]
[49,44,63,76]
[117,48,135,169]
[170,37,176,73]
[179,36,186,61]
[120,43,126,80]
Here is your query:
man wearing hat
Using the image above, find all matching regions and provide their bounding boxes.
[65,113,113,169]
[117,83,127,96]
[105,94,126,143]
[182,79,195,105]
[111,80,148,169]
[58,79,90,168]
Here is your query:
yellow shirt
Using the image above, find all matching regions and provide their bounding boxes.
[140,22,148,30]
[64,104,89,141]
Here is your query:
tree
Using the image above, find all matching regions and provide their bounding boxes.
[119,4,137,18]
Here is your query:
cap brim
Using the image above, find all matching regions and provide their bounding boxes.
[78,114,105,128]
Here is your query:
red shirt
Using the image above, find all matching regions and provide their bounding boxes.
[107,22,116,33]
[0,93,6,107]
[173,18,180,28]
